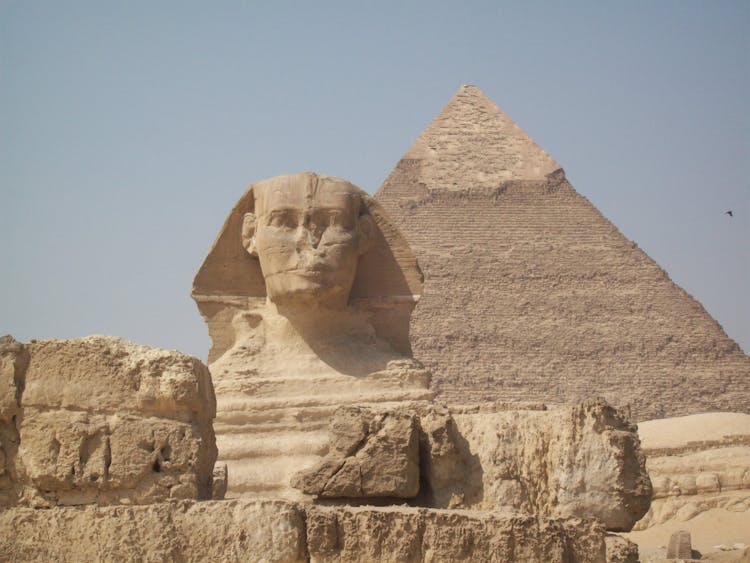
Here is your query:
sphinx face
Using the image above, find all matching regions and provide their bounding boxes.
[245,174,369,308]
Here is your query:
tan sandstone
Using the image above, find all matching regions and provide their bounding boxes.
[605,534,640,563]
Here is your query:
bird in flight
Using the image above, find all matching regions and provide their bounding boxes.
[725,210,733,217]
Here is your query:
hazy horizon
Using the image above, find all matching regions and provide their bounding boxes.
[2,1,748,359]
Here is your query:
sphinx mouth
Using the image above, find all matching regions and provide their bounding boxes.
[274,267,332,277]
[295,258,334,273]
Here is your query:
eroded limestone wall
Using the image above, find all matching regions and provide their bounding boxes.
[0,499,608,563]
[290,399,652,533]
[0,335,217,507]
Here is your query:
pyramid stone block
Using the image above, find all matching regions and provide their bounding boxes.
[376,85,749,420]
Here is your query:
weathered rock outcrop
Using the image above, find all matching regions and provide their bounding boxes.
[291,407,420,498]
[292,399,651,533]
[0,335,217,507]
[605,534,639,563]
[0,500,306,562]
[445,399,653,531]
[0,499,610,562]
[306,505,606,563]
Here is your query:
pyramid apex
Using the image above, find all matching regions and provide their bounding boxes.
[381,86,561,193]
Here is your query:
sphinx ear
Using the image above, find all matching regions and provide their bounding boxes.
[357,213,375,255]
[241,212,258,257]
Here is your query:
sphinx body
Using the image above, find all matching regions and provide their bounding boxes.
[193,173,432,499]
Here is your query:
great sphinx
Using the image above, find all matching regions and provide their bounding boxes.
[192,171,651,536]
[192,172,433,498]
[0,170,652,560]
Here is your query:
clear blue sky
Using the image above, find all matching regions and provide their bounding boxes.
[2,0,748,359]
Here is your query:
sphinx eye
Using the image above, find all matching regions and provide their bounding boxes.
[268,210,295,229]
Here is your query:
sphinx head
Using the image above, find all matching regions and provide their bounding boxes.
[241,173,374,309]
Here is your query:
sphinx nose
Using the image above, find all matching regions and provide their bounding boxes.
[295,227,322,250]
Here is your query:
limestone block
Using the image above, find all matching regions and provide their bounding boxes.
[19,410,209,505]
[22,336,215,420]
[291,406,419,498]
[0,500,307,562]
[292,400,650,533]
[0,499,612,562]
[0,336,29,505]
[18,409,111,492]
[305,505,607,563]
[10,336,217,506]
[550,399,653,530]
[417,406,466,508]
[448,398,652,531]
[0,335,27,421]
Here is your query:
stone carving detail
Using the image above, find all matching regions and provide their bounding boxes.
[193,171,425,361]
[239,173,376,308]
[193,172,432,499]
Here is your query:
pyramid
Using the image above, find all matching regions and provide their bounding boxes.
[376,85,749,420]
